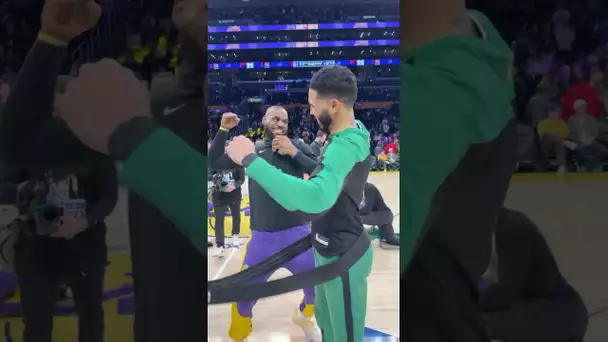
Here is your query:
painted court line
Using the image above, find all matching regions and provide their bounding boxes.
[212,247,237,281]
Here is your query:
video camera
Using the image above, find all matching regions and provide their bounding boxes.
[20,177,86,236]
[210,172,236,193]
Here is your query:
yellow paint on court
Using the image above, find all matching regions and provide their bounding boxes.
[0,252,134,342]
[208,196,253,238]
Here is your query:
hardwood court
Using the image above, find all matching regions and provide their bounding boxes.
[207,172,401,341]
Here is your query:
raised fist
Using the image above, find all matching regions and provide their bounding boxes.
[41,0,102,43]
[172,0,206,46]
[221,112,240,130]
[56,59,151,155]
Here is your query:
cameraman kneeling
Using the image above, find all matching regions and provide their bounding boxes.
[210,167,245,257]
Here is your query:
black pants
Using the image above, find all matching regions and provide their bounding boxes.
[403,252,490,342]
[361,211,399,245]
[15,222,107,342]
[485,289,588,342]
[128,193,206,342]
[212,190,242,248]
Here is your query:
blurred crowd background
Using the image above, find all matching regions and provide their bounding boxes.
[1,0,608,172]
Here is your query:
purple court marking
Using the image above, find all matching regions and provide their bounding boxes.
[0,283,134,317]
[117,296,135,315]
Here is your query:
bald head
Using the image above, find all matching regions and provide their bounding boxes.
[265,106,288,118]
[263,106,289,137]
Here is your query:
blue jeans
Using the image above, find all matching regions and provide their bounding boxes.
[575,141,608,170]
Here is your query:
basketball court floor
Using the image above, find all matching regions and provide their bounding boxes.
[207,172,401,341]
[1,173,607,341]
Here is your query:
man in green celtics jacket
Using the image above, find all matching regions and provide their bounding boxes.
[58,63,373,342]
[401,2,517,341]
[226,65,373,342]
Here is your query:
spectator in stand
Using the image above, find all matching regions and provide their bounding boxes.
[526,78,559,127]
[384,139,398,155]
[553,10,575,64]
[537,105,569,173]
[377,151,388,171]
[310,130,326,157]
[568,99,608,170]
[386,148,399,170]
[373,142,384,157]
[381,118,390,135]
[562,71,602,120]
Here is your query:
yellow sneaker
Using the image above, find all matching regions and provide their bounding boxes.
[292,306,322,342]
[228,304,253,341]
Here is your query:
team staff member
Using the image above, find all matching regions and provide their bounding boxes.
[0,1,208,341]
[310,130,327,156]
[360,182,399,248]
[209,163,245,256]
[0,3,117,342]
[481,208,588,342]
[210,109,321,341]
[401,2,517,341]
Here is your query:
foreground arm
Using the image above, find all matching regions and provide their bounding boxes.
[0,38,104,168]
[290,140,320,174]
[243,134,367,214]
[110,119,208,253]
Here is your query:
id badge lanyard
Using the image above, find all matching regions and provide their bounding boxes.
[64,176,86,216]
[49,175,86,216]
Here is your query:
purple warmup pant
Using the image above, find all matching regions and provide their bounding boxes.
[0,270,18,303]
[237,224,315,317]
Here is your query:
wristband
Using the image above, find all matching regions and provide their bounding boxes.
[290,150,298,158]
[219,127,229,132]
[37,32,69,47]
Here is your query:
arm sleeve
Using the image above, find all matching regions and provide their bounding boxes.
[245,134,365,214]
[370,184,391,212]
[117,128,207,253]
[209,129,241,171]
[0,41,102,168]
[291,140,320,174]
[361,184,393,224]
[87,161,119,222]
[480,219,532,310]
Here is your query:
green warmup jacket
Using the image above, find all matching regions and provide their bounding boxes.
[400,10,517,342]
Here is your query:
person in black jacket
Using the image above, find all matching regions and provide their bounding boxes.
[0,1,208,342]
[0,3,119,342]
[360,182,399,248]
[480,208,588,342]
[309,130,327,157]
[209,161,245,256]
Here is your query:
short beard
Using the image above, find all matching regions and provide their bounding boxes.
[264,127,274,140]
[318,111,333,135]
